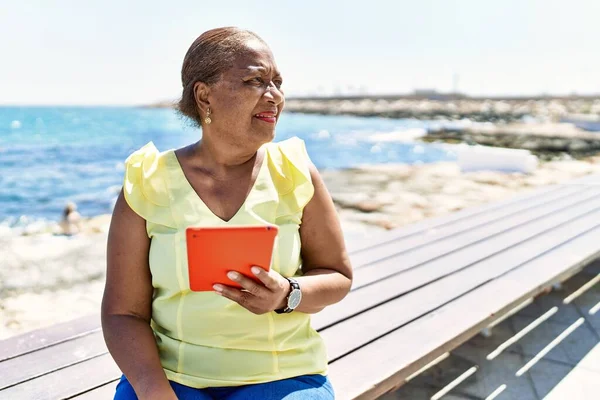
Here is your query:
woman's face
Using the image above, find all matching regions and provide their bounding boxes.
[205,39,285,148]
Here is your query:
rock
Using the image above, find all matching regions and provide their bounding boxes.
[396,192,429,209]
[424,122,600,156]
[353,201,384,213]
[386,181,406,193]
[428,195,467,213]
[83,214,112,233]
[417,163,461,179]
[468,172,513,186]
[544,160,594,175]
[441,179,481,195]
[5,319,20,329]
[331,192,370,207]
[373,220,400,230]
[359,164,415,180]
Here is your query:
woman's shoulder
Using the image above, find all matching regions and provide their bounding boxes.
[122,142,175,227]
[124,141,172,171]
[267,136,307,153]
[265,137,315,218]
[265,136,311,172]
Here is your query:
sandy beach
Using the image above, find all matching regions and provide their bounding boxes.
[3,155,600,340]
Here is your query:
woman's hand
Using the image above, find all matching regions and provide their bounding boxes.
[213,267,290,314]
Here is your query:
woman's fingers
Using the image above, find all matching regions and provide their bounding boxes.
[213,285,258,313]
[211,268,289,314]
[225,271,266,297]
[251,267,285,292]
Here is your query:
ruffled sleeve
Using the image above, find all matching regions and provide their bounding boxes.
[123,142,176,231]
[267,137,315,221]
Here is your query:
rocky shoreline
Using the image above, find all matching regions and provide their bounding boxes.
[283,97,600,158]
[284,96,600,123]
[422,123,600,158]
[322,156,600,231]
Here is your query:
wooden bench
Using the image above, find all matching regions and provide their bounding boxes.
[2,173,600,400]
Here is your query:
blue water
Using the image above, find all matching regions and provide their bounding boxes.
[0,107,457,225]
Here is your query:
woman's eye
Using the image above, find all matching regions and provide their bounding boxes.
[248,77,282,89]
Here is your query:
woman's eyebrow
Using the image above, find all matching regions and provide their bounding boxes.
[243,66,281,76]
[245,66,266,73]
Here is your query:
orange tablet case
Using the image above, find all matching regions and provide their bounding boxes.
[185,225,279,292]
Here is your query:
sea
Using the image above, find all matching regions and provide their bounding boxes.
[0,106,465,233]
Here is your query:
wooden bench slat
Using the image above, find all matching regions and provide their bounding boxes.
[69,379,119,399]
[328,222,600,400]
[347,184,565,254]
[0,353,120,400]
[0,314,100,362]
[349,186,595,290]
[321,204,600,362]
[0,331,106,390]
[349,185,580,267]
[312,189,600,330]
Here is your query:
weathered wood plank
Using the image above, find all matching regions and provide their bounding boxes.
[0,314,100,362]
[0,331,107,390]
[328,224,600,400]
[0,353,120,400]
[321,204,600,363]
[349,187,596,289]
[68,379,119,399]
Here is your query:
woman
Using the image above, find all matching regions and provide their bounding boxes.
[102,27,352,400]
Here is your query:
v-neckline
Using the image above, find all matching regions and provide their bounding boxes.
[169,146,268,224]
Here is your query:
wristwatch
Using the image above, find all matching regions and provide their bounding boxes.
[275,278,302,314]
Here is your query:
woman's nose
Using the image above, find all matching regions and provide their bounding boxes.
[264,83,284,104]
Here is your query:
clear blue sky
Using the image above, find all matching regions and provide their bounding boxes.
[1,0,599,105]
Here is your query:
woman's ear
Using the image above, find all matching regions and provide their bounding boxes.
[193,81,210,114]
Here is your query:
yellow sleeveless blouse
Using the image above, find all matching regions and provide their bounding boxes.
[122,137,328,388]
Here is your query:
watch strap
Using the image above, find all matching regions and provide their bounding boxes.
[274,278,300,314]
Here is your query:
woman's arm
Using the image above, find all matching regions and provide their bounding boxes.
[101,190,177,400]
[292,162,353,313]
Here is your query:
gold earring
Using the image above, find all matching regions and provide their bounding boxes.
[204,107,212,125]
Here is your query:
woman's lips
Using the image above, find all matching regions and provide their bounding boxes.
[254,115,277,123]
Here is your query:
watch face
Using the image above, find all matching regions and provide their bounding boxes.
[288,289,302,309]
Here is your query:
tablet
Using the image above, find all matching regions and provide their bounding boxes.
[185,225,279,292]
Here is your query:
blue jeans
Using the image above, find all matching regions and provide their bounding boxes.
[114,374,335,399]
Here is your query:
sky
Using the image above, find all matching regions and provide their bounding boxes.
[1,0,599,105]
